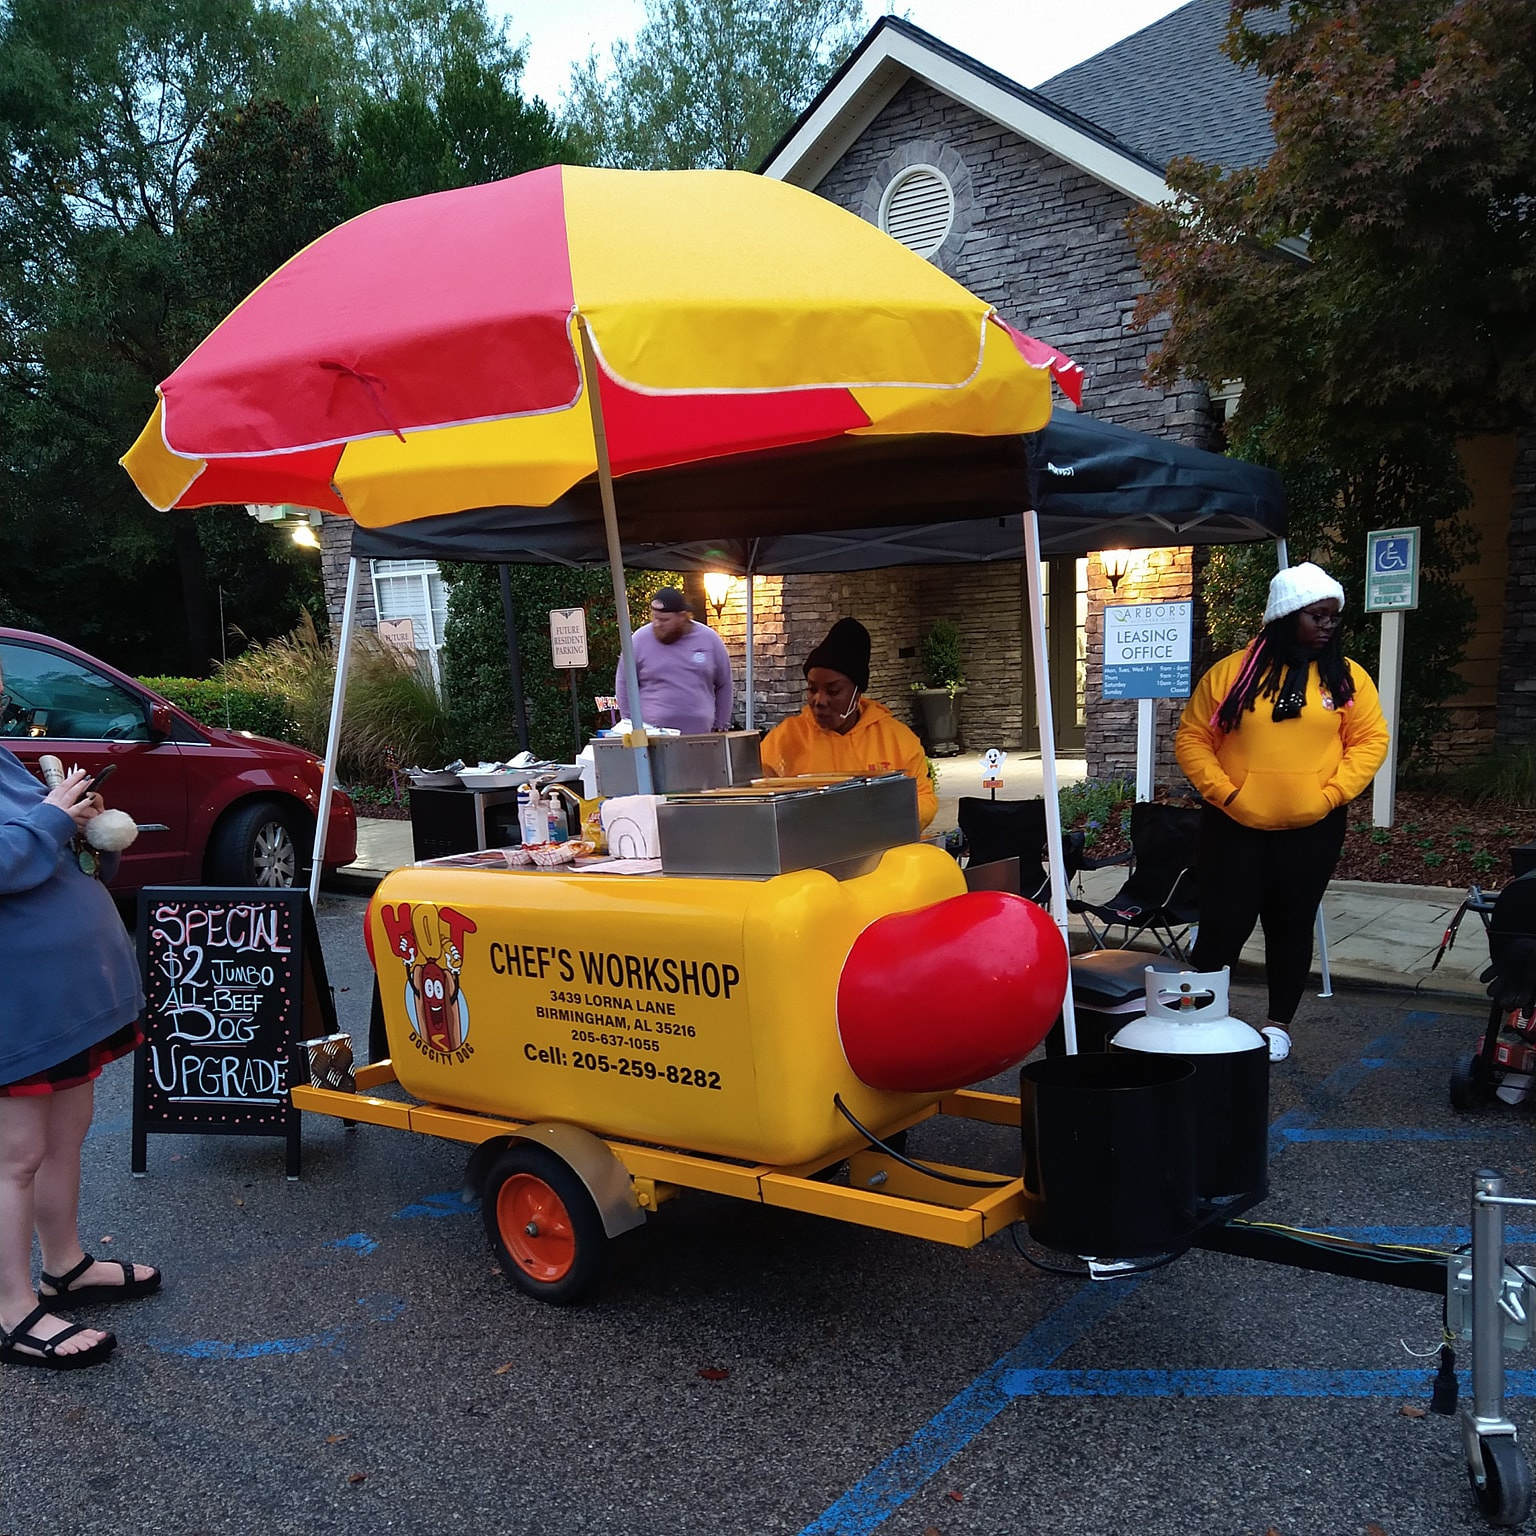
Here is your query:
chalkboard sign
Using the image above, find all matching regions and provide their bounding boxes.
[133,887,338,1178]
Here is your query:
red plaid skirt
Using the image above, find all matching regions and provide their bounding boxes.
[0,1020,143,1096]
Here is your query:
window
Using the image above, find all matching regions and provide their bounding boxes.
[878,165,955,259]
[0,640,149,741]
[370,560,449,685]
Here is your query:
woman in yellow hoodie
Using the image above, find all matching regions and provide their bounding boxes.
[761,618,938,830]
[1176,563,1389,1062]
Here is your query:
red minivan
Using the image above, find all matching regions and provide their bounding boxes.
[1,627,357,893]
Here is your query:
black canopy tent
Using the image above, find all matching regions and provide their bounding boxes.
[351,407,1285,572]
[335,406,1283,1053]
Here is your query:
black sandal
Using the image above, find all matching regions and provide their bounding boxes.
[39,1252,162,1306]
[0,1303,116,1371]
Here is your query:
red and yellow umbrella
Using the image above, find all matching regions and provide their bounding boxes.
[121,164,1078,528]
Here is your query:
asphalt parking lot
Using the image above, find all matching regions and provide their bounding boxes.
[1,890,1532,1536]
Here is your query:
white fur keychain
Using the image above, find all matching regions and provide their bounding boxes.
[38,755,140,855]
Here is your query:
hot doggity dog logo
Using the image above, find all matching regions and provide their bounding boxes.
[379,902,479,1063]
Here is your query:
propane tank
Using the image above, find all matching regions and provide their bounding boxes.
[1110,967,1265,1055]
[1111,966,1269,1204]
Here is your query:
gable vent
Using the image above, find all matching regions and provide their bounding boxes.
[879,166,955,259]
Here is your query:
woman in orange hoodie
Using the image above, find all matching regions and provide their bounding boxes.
[1176,563,1389,1062]
[761,618,937,830]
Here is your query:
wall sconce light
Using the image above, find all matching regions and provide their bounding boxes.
[1101,548,1134,592]
[247,502,323,550]
[703,571,736,621]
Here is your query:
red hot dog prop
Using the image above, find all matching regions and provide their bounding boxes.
[835,891,1068,1092]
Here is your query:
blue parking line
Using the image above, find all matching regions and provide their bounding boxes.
[1278,1125,1526,1142]
[797,1279,1148,1536]
[149,1293,405,1360]
[797,1009,1462,1536]
[1003,1367,1536,1398]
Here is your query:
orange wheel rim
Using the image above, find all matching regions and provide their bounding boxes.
[497,1173,576,1282]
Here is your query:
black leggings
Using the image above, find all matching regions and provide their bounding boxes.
[1190,802,1348,1026]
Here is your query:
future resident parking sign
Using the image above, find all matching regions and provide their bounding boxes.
[1102,601,1193,700]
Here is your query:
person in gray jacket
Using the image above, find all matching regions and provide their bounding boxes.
[0,693,160,1370]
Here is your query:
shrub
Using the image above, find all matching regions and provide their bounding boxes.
[914,617,965,695]
[1453,743,1536,807]
[440,563,682,764]
[139,677,298,742]
[215,614,448,780]
[1058,777,1135,851]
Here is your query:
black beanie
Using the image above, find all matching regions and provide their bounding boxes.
[803,618,871,691]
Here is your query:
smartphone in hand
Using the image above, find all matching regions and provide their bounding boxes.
[84,762,117,797]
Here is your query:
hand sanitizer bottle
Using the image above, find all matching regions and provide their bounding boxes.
[517,783,546,847]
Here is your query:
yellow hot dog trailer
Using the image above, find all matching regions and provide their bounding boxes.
[294,781,1069,1304]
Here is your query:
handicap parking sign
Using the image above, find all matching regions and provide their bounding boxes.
[1365,526,1419,611]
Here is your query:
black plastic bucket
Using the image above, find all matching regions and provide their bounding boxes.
[1186,1044,1269,1202]
[1020,1053,1198,1258]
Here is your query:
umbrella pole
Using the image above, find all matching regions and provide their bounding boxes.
[308,554,360,908]
[1024,510,1078,1054]
[578,318,653,794]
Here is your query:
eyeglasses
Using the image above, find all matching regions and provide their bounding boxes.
[1298,607,1342,627]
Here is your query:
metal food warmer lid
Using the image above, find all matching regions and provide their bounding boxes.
[655,774,920,877]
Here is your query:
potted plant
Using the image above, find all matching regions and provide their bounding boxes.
[911,617,966,756]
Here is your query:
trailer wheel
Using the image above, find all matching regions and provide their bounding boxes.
[1449,1054,1484,1113]
[1470,1435,1532,1527]
[483,1143,606,1305]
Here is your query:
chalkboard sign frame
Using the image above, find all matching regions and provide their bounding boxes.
[133,886,338,1179]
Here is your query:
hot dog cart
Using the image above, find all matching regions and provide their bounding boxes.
[293,767,1069,1303]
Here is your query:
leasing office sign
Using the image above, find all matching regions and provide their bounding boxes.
[1102,602,1192,700]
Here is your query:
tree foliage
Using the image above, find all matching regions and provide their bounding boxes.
[0,0,346,670]
[0,0,565,676]
[1131,0,1536,443]
[441,565,683,764]
[561,0,864,170]
[1127,0,1532,765]
[313,0,570,213]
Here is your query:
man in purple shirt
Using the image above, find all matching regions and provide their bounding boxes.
[615,588,733,734]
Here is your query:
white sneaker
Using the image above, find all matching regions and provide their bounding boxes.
[1261,1026,1292,1063]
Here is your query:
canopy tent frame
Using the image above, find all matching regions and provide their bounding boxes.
[308,407,1286,1064]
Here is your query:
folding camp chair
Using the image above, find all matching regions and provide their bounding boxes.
[957,796,1083,907]
[1067,801,1202,961]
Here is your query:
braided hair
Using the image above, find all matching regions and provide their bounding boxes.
[1213,612,1356,733]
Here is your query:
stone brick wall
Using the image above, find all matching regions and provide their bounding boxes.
[797,76,1222,772]
[709,563,1035,748]
[1495,427,1536,747]
[320,517,378,635]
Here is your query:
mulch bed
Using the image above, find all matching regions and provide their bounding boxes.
[1068,788,1534,891]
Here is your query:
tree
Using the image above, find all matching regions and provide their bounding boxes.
[0,0,564,674]
[0,0,344,671]
[1128,0,1535,766]
[316,0,571,212]
[561,0,865,170]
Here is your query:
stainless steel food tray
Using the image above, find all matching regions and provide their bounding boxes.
[656,774,919,876]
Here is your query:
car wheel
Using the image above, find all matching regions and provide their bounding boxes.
[208,800,307,889]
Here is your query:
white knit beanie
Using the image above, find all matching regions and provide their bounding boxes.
[1264,562,1346,625]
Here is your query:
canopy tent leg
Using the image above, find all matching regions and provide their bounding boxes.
[744,571,756,731]
[308,555,360,908]
[578,317,652,794]
[1025,510,1078,1054]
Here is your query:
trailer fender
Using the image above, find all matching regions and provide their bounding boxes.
[463,1123,646,1239]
